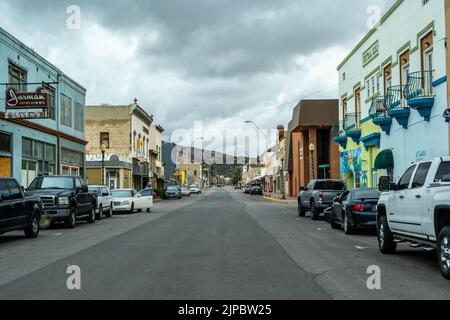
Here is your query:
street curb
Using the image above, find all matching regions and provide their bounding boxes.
[262,195,297,206]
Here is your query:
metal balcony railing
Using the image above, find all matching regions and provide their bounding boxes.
[369,96,388,118]
[385,85,408,111]
[405,70,434,100]
[331,120,345,136]
[344,112,361,130]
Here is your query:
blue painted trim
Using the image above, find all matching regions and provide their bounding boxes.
[408,97,434,121]
[373,117,392,136]
[360,133,381,151]
[360,116,372,124]
[432,76,447,87]
[333,136,347,149]
[388,108,410,129]
[346,129,362,144]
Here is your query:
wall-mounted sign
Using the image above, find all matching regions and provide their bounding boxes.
[443,109,450,123]
[362,41,379,67]
[5,111,48,120]
[5,86,49,109]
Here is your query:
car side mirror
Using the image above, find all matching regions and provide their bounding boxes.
[102,192,109,197]
[378,176,391,192]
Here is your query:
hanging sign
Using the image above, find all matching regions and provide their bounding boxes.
[5,86,49,109]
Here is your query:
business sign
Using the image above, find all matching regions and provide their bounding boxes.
[5,111,48,120]
[5,86,49,109]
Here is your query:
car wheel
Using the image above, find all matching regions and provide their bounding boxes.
[87,207,96,224]
[66,208,76,229]
[129,203,134,215]
[343,211,355,234]
[96,205,103,220]
[24,213,40,238]
[106,204,113,218]
[310,202,319,220]
[378,215,397,254]
[298,205,306,217]
[437,226,450,280]
[330,212,340,230]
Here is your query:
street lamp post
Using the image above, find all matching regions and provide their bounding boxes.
[101,143,106,186]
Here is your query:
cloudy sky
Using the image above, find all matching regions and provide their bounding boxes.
[0,0,394,155]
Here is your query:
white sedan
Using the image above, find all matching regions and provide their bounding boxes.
[134,188,154,213]
[189,185,201,194]
[111,189,137,214]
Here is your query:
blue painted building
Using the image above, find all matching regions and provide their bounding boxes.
[0,27,87,187]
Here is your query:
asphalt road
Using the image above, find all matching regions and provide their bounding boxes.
[0,188,449,299]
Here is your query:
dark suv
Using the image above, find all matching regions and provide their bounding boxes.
[0,178,42,238]
[26,176,96,229]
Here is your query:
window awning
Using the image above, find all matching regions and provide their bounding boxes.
[374,149,394,170]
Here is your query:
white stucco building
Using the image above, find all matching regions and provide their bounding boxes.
[337,0,450,183]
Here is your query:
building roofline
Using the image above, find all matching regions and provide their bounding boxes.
[0,27,87,93]
[337,0,404,71]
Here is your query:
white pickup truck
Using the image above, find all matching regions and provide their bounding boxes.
[377,157,450,280]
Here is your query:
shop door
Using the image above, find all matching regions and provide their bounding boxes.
[0,157,12,177]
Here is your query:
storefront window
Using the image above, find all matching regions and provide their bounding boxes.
[22,138,32,157]
[61,148,84,177]
[22,138,56,181]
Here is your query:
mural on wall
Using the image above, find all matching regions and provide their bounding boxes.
[340,148,365,187]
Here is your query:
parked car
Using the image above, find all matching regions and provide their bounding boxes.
[180,187,191,197]
[111,189,137,214]
[377,157,450,280]
[235,185,242,190]
[26,176,96,229]
[244,185,252,194]
[165,185,181,199]
[88,185,113,220]
[298,179,346,220]
[189,185,201,194]
[250,185,263,196]
[0,178,42,238]
[330,188,380,234]
[134,188,154,213]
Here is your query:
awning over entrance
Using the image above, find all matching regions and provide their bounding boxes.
[374,149,394,170]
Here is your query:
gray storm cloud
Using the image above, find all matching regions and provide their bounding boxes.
[0,0,394,144]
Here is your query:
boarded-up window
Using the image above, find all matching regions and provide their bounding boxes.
[60,94,72,127]
[74,102,84,132]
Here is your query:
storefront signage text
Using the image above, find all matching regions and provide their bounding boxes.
[5,86,49,109]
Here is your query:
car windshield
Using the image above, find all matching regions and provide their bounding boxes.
[167,186,178,191]
[353,189,380,200]
[111,190,133,198]
[88,187,101,195]
[28,177,73,190]
[314,181,345,190]
[181,187,189,191]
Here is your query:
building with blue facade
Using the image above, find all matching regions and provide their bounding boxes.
[0,27,86,187]
[337,0,450,184]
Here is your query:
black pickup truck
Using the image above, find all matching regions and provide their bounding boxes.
[26,176,97,229]
[0,178,42,238]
